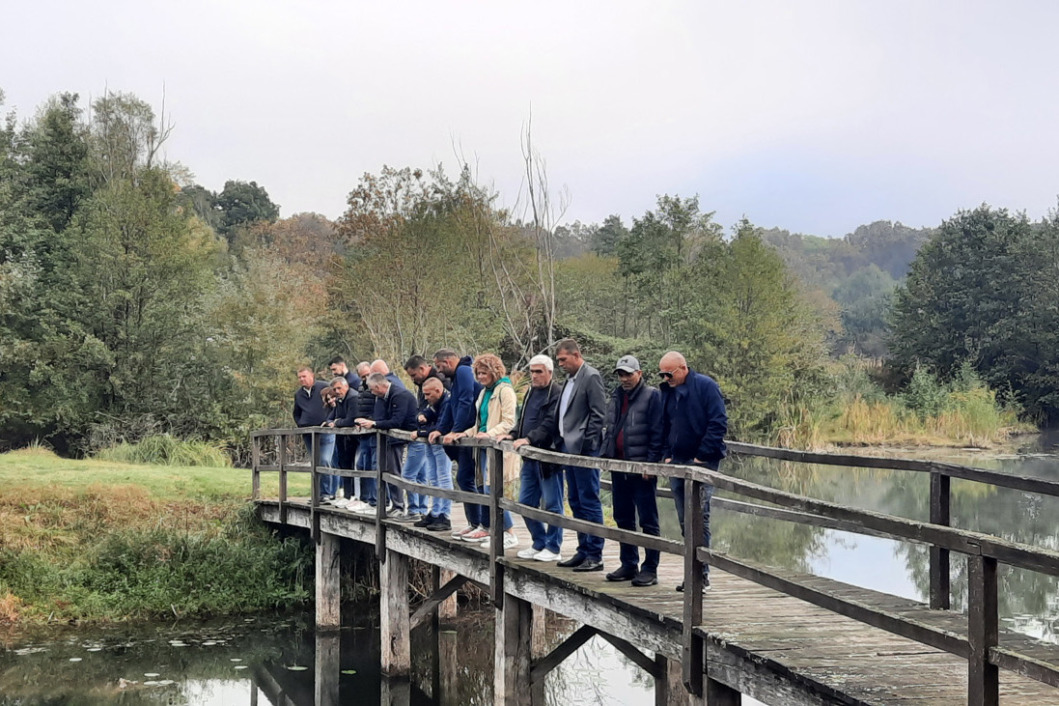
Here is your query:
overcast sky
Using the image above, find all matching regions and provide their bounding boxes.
[4,1,1059,237]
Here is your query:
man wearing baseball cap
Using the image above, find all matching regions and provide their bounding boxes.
[600,355,664,587]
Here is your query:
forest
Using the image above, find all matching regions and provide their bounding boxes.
[1,89,1055,461]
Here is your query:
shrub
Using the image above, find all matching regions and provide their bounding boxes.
[95,434,231,467]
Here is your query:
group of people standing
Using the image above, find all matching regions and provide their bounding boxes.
[292,340,727,592]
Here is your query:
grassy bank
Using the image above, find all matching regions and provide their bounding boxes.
[0,448,313,625]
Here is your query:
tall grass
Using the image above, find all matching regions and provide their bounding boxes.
[95,434,231,467]
[783,360,1031,449]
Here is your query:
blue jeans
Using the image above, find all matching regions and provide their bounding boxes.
[478,450,513,530]
[427,444,453,518]
[519,459,564,553]
[669,470,714,576]
[559,441,604,561]
[303,432,337,498]
[402,442,431,515]
[612,471,660,573]
[357,438,377,505]
[454,446,480,527]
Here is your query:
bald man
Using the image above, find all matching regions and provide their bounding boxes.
[658,351,727,591]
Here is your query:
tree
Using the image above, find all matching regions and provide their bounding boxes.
[890,206,1031,395]
[215,179,280,240]
[591,214,628,257]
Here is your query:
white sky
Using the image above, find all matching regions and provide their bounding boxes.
[4,0,1059,237]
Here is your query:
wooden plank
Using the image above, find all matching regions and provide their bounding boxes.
[706,676,741,706]
[314,630,340,706]
[410,575,468,630]
[711,497,919,544]
[490,446,505,608]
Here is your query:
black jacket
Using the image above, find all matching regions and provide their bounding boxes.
[293,381,330,427]
[601,380,664,463]
[373,386,418,445]
[329,387,361,462]
[521,381,563,477]
[355,380,376,421]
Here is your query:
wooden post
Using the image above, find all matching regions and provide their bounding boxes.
[439,569,458,619]
[682,475,705,698]
[440,627,458,706]
[315,531,342,628]
[314,630,341,706]
[666,658,688,706]
[929,470,951,610]
[311,430,320,543]
[278,434,288,524]
[706,677,741,705]
[653,653,670,706]
[251,435,261,500]
[967,554,999,706]
[380,548,410,676]
[495,591,533,706]
[250,682,259,706]
[489,444,505,608]
[429,566,442,701]
[376,431,387,562]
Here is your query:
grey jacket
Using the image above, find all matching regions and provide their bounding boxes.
[528,362,606,456]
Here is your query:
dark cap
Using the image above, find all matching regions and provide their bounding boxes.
[614,355,641,374]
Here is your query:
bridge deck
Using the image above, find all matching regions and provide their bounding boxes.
[256,498,1059,706]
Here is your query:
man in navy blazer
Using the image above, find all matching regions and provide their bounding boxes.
[523,339,607,571]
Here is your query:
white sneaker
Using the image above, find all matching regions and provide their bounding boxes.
[517,547,540,559]
[347,500,369,512]
[354,504,377,515]
[451,524,475,538]
[534,549,561,562]
[503,531,519,550]
[332,498,349,509]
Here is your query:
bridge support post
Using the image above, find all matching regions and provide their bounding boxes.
[929,470,951,610]
[495,590,533,705]
[381,548,411,676]
[315,531,342,628]
[314,630,341,706]
[380,677,411,706]
[682,476,706,699]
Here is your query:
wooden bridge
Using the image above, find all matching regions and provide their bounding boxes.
[251,428,1059,705]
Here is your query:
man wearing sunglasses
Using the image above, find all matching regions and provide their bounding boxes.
[658,351,727,591]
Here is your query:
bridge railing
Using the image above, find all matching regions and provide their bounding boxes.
[251,427,1059,705]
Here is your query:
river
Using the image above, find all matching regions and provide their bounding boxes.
[2,436,1058,704]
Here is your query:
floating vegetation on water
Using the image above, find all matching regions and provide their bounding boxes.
[230,658,242,662]
[341,669,357,675]
[234,665,248,670]
[144,672,160,677]
[69,657,81,662]
[13,647,47,655]
[285,665,308,671]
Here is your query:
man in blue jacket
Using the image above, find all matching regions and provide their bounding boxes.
[428,349,482,538]
[356,373,418,518]
[601,355,664,587]
[659,350,727,591]
[292,366,337,502]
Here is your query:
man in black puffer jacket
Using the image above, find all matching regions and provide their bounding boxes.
[600,355,664,587]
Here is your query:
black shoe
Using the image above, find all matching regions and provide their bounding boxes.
[572,558,604,573]
[605,566,637,582]
[676,576,710,592]
[556,553,586,568]
[631,571,658,587]
[426,516,451,532]
[414,514,435,528]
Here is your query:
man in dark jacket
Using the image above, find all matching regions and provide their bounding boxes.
[414,377,455,531]
[324,377,360,509]
[429,349,482,537]
[600,355,664,586]
[356,373,418,518]
[659,350,728,591]
[510,354,565,561]
[293,366,337,501]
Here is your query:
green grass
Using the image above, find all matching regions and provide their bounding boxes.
[95,434,232,467]
[0,448,312,625]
